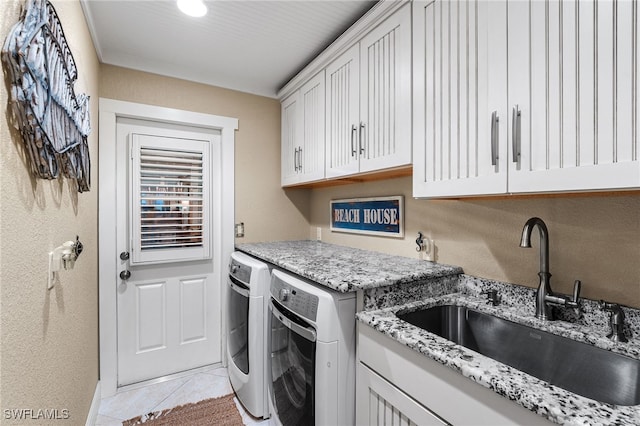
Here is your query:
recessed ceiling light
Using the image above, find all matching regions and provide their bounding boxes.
[177,0,207,18]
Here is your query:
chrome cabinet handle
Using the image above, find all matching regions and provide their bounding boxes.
[491,111,499,166]
[512,105,521,163]
[351,124,357,156]
[119,251,130,261]
[359,122,365,155]
[293,148,297,171]
[120,270,131,280]
[298,147,302,171]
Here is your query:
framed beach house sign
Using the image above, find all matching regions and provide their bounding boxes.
[330,196,404,238]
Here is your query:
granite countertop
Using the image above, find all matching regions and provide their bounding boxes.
[236,240,463,292]
[357,291,640,425]
[238,240,640,423]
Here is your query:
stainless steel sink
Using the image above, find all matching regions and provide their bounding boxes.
[397,305,640,406]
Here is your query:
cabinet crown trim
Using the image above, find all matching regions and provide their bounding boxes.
[277,0,409,101]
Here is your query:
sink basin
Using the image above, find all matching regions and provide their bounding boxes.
[397,305,640,406]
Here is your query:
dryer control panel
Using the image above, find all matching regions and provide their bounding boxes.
[229,258,252,285]
[271,273,319,322]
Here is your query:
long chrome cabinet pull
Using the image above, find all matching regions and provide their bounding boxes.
[512,105,521,163]
[359,122,366,155]
[491,111,499,166]
[298,147,303,171]
[351,124,357,156]
[294,147,297,172]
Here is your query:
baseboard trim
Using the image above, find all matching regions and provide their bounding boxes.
[85,380,101,426]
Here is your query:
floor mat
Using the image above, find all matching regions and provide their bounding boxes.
[122,393,243,426]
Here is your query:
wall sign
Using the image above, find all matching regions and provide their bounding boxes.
[330,196,404,238]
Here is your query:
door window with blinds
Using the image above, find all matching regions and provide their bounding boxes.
[130,134,211,264]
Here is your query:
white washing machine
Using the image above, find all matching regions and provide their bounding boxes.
[268,269,357,426]
[226,251,270,419]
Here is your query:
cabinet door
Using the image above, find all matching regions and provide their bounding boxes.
[326,44,360,178]
[299,71,326,183]
[356,363,448,426]
[508,0,640,193]
[281,92,301,186]
[413,0,508,198]
[359,3,412,173]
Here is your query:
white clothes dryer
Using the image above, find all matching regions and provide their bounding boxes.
[268,269,357,426]
[226,251,270,419]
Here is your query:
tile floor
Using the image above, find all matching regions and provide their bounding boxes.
[95,366,270,425]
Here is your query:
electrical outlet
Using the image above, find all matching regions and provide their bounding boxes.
[425,238,434,261]
[316,227,322,241]
[235,222,245,238]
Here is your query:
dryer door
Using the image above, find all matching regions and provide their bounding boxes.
[227,275,250,374]
[269,299,317,426]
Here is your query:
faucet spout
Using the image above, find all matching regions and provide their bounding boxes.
[520,217,553,320]
[520,217,550,276]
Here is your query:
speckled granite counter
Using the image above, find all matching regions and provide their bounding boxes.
[236,240,463,292]
[238,240,640,424]
[357,275,640,425]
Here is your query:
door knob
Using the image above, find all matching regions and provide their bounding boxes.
[120,270,131,280]
[120,251,130,261]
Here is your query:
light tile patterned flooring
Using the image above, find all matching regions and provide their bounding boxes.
[95,366,270,425]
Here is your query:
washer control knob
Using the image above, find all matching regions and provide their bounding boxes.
[279,288,290,302]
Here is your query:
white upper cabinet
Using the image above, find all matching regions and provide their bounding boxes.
[281,71,326,186]
[413,0,508,197]
[414,0,640,198]
[281,91,301,186]
[326,3,412,179]
[326,44,361,177]
[507,0,640,193]
[359,4,412,174]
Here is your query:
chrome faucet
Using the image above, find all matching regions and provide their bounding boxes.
[520,217,581,320]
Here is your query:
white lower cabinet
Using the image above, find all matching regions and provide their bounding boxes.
[357,362,447,426]
[356,323,551,425]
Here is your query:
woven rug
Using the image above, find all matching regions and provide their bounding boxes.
[122,394,244,426]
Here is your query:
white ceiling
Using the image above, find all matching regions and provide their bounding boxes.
[81,0,377,98]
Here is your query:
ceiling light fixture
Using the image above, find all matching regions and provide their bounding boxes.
[177,0,207,18]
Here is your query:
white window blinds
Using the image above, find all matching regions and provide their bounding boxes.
[130,134,211,264]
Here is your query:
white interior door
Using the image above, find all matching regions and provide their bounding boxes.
[115,118,222,386]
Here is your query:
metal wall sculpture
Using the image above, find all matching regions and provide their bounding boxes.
[2,0,91,192]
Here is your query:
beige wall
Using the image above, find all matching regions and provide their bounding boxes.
[310,177,640,308]
[0,1,100,424]
[98,62,640,309]
[99,65,310,243]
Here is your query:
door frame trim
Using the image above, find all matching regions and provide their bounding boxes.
[98,98,237,397]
